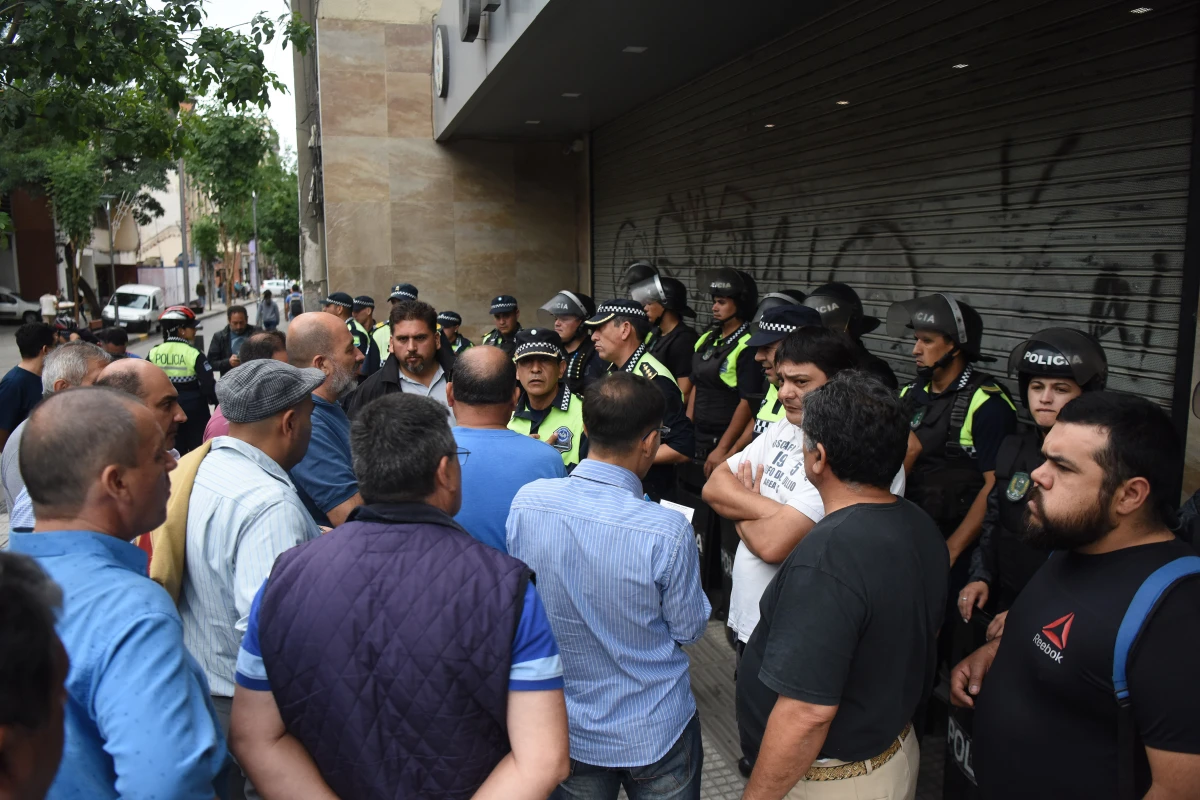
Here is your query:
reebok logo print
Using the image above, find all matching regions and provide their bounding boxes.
[1032,612,1074,664]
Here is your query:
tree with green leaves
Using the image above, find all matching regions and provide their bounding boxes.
[255,150,300,279]
[1,1,311,163]
[184,108,271,291]
[44,145,103,317]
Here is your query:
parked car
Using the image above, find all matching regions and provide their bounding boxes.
[262,278,290,296]
[101,284,165,333]
[0,288,43,324]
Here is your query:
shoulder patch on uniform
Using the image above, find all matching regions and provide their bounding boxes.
[1006,472,1032,502]
[639,362,659,380]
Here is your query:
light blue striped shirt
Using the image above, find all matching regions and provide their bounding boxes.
[507,459,711,767]
[178,436,321,697]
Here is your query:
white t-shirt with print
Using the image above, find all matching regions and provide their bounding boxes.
[724,416,906,642]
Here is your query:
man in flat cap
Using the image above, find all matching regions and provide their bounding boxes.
[175,358,325,799]
[482,295,521,358]
[348,295,381,380]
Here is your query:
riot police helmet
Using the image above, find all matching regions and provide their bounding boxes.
[629,275,696,318]
[886,292,991,361]
[752,289,807,325]
[623,260,658,291]
[700,268,758,320]
[1008,328,1108,407]
[538,290,596,327]
[804,283,881,337]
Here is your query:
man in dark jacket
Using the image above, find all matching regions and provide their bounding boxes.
[228,392,570,799]
[206,306,258,377]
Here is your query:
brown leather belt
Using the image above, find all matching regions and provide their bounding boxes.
[803,723,913,782]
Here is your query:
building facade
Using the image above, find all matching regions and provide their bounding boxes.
[296,0,1200,489]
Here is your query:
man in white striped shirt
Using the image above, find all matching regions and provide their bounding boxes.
[176,359,325,800]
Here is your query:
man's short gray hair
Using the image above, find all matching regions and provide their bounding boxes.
[41,341,111,393]
[350,393,455,504]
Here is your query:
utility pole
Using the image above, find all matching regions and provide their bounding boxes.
[99,193,116,302]
[179,158,190,305]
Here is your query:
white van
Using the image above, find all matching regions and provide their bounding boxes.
[262,278,290,297]
[101,284,165,332]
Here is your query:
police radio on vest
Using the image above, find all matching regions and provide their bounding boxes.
[1023,351,1081,367]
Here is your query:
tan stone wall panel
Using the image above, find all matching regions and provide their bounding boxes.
[387,72,433,139]
[320,70,388,137]
[318,0,438,25]
[389,139,454,204]
[450,142,516,203]
[391,201,455,266]
[322,137,391,203]
[454,202,516,268]
[325,202,392,270]
[316,21,386,71]
[385,24,432,74]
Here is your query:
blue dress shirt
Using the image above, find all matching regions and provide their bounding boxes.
[289,394,358,526]
[506,459,711,767]
[9,530,228,800]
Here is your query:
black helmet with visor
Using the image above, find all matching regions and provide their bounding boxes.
[1007,328,1108,409]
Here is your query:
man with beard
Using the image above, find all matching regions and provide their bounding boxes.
[287,312,365,527]
[344,300,453,424]
[952,392,1200,800]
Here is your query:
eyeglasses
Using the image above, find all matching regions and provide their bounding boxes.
[455,447,471,466]
[642,426,669,442]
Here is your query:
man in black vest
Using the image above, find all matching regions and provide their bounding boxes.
[228,393,570,799]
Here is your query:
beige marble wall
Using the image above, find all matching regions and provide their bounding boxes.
[316,17,585,343]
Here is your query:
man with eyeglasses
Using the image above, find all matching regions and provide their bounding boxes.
[508,372,711,799]
[447,346,565,553]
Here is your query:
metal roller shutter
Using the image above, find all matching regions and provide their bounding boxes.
[591,0,1197,405]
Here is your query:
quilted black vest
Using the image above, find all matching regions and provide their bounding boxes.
[258,502,531,799]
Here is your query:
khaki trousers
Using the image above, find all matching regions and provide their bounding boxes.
[784,731,919,800]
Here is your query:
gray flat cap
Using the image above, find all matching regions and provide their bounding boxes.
[216,359,326,423]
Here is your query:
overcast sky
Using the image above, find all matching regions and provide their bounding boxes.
[194,0,299,154]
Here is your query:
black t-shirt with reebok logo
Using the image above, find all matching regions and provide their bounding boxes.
[973,539,1200,799]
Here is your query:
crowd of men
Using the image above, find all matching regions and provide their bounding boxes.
[0,267,1198,800]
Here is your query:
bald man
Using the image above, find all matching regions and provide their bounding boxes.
[449,346,566,552]
[286,312,365,527]
[95,358,188,454]
[9,388,227,799]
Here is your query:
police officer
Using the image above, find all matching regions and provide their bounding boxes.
[538,290,603,395]
[690,268,762,477]
[888,292,1017,588]
[437,311,473,354]
[321,291,354,322]
[804,282,898,389]
[959,328,1108,624]
[349,296,381,380]
[370,284,420,358]
[482,295,521,357]
[508,328,586,471]
[630,274,700,397]
[147,305,216,455]
[585,299,696,500]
